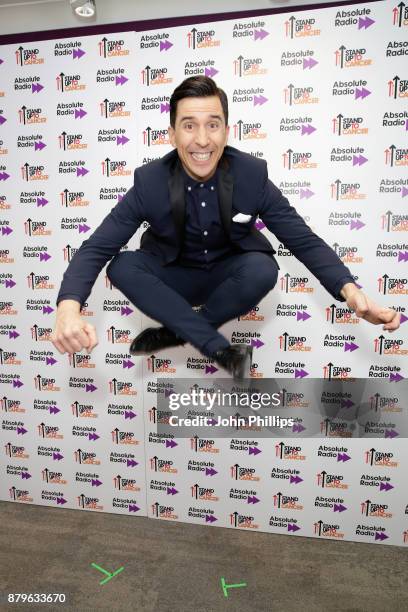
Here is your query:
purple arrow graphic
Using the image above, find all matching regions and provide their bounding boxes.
[43,305,54,314]
[164,388,173,398]
[0,172,10,181]
[166,439,178,448]
[385,429,399,438]
[56,497,67,505]
[79,223,91,233]
[341,399,354,409]
[160,103,170,113]
[92,479,102,486]
[0,115,7,125]
[249,446,261,455]
[129,505,140,512]
[401,314,408,324]
[355,87,371,100]
[32,83,44,93]
[205,515,217,523]
[303,57,318,70]
[295,369,308,378]
[115,75,128,86]
[40,252,51,262]
[352,154,368,166]
[160,40,173,51]
[248,495,260,504]
[49,406,60,414]
[344,342,359,352]
[74,108,87,119]
[167,487,178,495]
[254,28,269,41]
[405,121,408,133]
[124,410,136,419]
[300,188,315,199]
[46,357,57,365]
[398,251,408,262]
[379,482,394,492]
[288,523,300,532]
[205,364,218,374]
[254,95,268,106]
[37,197,48,206]
[334,503,347,512]
[251,338,264,349]
[86,383,97,392]
[123,359,135,369]
[205,67,218,78]
[290,475,303,484]
[301,124,316,136]
[13,379,23,388]
[116,135,129,145]
[53,452,63,460]
[297,310,310,321]
[121,306,133,315]
[127,459,138,467]
[350,219,365,230]
[76,167,89,177]
[9,330,20,339]
[255,219,266,230]
[6,279,16,287]
[293,423,306,433]
[17,427,27,435]
[208,418,217,426]
[375,531,388,541]
[89,433,99,441]
[2,226,13,235]
[358,16,375,29]
[206,467,217,476]
[73,48,86,59]
[389,373,403,382]
[337,452,351,462]
[22,472,31,479]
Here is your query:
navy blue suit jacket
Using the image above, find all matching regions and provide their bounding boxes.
[56,146,354,307]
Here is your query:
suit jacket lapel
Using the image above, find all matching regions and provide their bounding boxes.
[217,160,233,237]
[168,159,185,244]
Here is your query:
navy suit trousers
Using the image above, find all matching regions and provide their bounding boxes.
[106,250,278,357]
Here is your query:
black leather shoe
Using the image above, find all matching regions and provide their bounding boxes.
[129,327,185,355]
[213,343,253,380]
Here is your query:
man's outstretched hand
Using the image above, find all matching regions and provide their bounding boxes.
[51,299,98,355]
[340,283,401,330]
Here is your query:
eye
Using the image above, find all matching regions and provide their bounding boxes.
[209,122,219,130]
[184,123,193,130]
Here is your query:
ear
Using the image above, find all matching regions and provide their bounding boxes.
[224,124,230,145]
[168,126,176,148]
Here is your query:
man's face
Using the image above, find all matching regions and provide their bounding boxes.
[168,95,229,182]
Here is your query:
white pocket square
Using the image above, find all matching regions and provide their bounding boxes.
[232,213,252,223]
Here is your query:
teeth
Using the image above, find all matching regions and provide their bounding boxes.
[192,152,211,161]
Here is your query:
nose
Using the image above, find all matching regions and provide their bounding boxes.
[195,125,210,147]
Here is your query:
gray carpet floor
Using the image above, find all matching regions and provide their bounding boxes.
[1,500,407,612]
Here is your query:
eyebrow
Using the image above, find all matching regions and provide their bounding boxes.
[179,114,223,122]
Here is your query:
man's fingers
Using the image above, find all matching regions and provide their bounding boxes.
[83,323,98,352]
[351,293,369,318]
[383,311,401,331]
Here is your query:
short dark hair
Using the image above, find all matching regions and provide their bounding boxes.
[169,76,228,128]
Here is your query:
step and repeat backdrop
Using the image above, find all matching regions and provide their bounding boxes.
[1,1,408,546]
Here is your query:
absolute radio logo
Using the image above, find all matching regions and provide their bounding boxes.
[360,473,394,490]
[18,106,46,124]
[140,33,173,50]
[56,73,85,92]
[386,40,408,57]
[384,144,408,167]
[54,41,84,57]
[280,273,313,294]
[141,65,172,86]
[21,163,48,182]
[381,210,408,231]
[233,119,267,140]
[184,61,218,78]
[388,76,408,99]
[149,478,177,492]
[17,134,45,150]
[323,333,358,351]
[100,99,130,119]
[332,243,363,263]
[374,334,407,355]
[15,46,44,66]
[187,27,221,49]
[233,55,266,77]
[140,96,170,112]
[365,448,398,468]
[376,242,408,260]
[378,274,407,295]
[96,69,128,85]
[98,37,130,58]
[323,363,353,380]
[14,76,43,92]
[283,149,317,170]
[232,20,268,40]
[278,332,311,352]
[283,84,319,105]
[61,190,89,209]
[330,146,367,166]
[143,127,170,147]
[108,378,136,395]
[280,49,317,68]
[232,87,267,105]
[332,114,368,135]
[364,419,399,438]
[150,456,178,474]
[334,46,372,68]
[152,503,178,519]
[331,180,366,200]
[332,79,371,99]
[284,16,321,39]
[275,442,306,460]
[56,102,86,118]
[58,132,87,150]
[101,159,131,177]
[24,219,52,235]
[334,6,374,28]
[392,2,408,28]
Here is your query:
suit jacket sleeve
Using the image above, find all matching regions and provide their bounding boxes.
[56,170,146,308]
[258,163,355,302]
